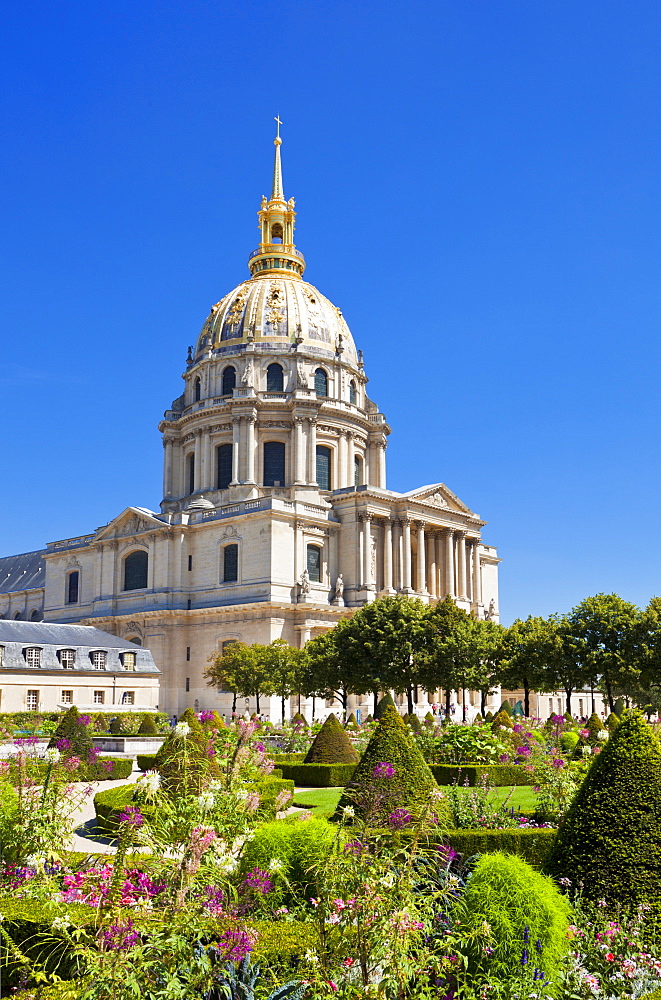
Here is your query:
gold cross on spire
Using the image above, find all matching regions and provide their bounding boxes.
[274,115,282,138]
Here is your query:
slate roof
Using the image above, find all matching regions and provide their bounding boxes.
[0,550,46,594]
[0,620,143,650]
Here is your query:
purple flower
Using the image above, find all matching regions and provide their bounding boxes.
[498,753,511,763]
[101,920,139,951]
[242,867,272,895]
[216,927,254,961]
[388,808,412,829]
[552,758,565,769]
[517,745,532,757]
[78,715,92,726]
[199,710,215,722]
[117,806,144,828]
[343,839,367,857]
[437,844,459,864]
[56,738,71,751]
[373,762,395,778]
[102,760,115,772]
[521,948,529,966]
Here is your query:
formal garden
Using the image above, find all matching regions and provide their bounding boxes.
[3,591,661,998]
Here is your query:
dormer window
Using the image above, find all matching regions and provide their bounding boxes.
[24,647,42,668]
[121,651,136,671]
[90,650,107,670]
[58,649,76,669]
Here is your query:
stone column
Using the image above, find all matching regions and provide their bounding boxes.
[378,441,387,489]
[347,432,355,488]
[456,531,467,600]
[415,521,427,594]
[445,528,455,597]
[472,539,482,606]
[245,414,256,484]
[307,417,317,485]
[163,438,173,498]
[338,429,348,488]
[382,519,394,593]
[293,417,305,485]
[230,417,241,485]
[360,514,375,597]
[401,517,412,592]
[427,532,437,597]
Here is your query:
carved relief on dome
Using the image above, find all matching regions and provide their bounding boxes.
[221,285,249,341]
[263,281,287,336]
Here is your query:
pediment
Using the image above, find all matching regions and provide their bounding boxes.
[401,483,474,515]
[94,507,163,542]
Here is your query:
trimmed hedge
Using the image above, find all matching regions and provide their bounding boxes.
[445,828,557,868]
[137,753,159,771]
[271,752,306,764]
[431,764,537,787]
[276,762,357,787]
[87,756,133,780]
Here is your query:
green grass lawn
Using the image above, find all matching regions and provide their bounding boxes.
[290,785,538,820]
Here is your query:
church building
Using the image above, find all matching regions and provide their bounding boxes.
[0,128,502,720]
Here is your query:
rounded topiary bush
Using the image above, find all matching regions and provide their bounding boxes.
[613,698,625,717]
[373,693,396,720]
[455,852,571,987]
[304,713,359,765]
[138,713,158,736]
[560,731,579,754]
[546,712,661,917]
[335,705,439,823]
[47,706,94,759]
[239,817,337,904]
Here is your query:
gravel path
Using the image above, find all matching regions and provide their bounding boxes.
[68,768,138,854]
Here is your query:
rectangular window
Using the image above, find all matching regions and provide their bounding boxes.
[122,691,135,706]
[0,646,4,668]
[223,544,238,583]
[263,441,285,487]
[188,555,193,571]
[185,677,190,692]
[93,690,105,705]
[122,652,136,671]
[67,571,79,604]
[59,649,76,669]
[25,647,42,668]
[217,443,233,490]
[27,689,39,711]
[186,646,191,661]
[61,690,73,705]
[307,545,322,583]
[91,650,107,670]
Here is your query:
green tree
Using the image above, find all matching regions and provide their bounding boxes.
[204,641,272,714]
[499,616,556,717]
[566,594,643,713]
[304,625,352,715]
[259,638,306,721]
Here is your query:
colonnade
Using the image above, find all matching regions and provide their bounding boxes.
[163,415,387,497]
[357,515,482,604]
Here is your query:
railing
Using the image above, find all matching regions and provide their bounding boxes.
[249,246,304,260]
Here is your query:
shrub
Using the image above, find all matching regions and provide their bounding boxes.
[303,713,358,764]
[92,713,110,733]
[137,753,159,771]
[407,714,422,733]
[484,711,494,723]
[290,712,307,727]
[373,693,396,720]
[275,762,357,787]
[271,752,306,764]
[239,817,337,904]
[94,783,141,833]
[86,757,133,781]
[605,712,620,732]
[559,731,580,754]
[200,709,225,729]
[563,711,574,724]
[251,776,295,819]
[344,712,357,728]
[474,713,484,723]
[613,697,625,717]
[47,706,94,759]
[138,713,158,735]
[335,704,437,822]
[586,711,603,745]
[455,852,571,985]
[546,712,661,916]
[491,710,514,733]
[430,764,537,787]
[154,708,216,794]
[498,701,513,716]
[445,828,557,868]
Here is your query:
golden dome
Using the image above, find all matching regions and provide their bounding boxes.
[195,276,358,364]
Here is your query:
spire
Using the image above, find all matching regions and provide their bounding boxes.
[271,116,284,201]
[248,120,306,279]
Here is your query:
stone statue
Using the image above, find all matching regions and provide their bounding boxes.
[485,598,496,621]
[296,361,307,387]
[241,359,253,386]
[299,568,311,595]
[334,574,344,599]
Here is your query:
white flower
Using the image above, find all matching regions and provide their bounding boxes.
[234,788,249,801]
[582,746,592,757]
[341,805,355,819]
[138,770,161,794]
[25,855,45,872]
[598,730,609,741]
[197,792,215,811]
[173,721,190,738]
[214,853,238,874]
[44,748,61,764]
[208,779,223,792]
[51,916,70,933]
[268,858,284,873]
[304,949,319,965]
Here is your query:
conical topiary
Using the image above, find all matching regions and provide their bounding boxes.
[304,713,359,764]
[498,701,513,716]
[474,713,484,724]
[154,707,214,794]
[138,713,158,735]
[425,711,434,723]
[564,711,574,724]
[344,712,359,730]
[546,712,661,916]
[484,710,494,723]
[586,711,603,745]
[613,698,625,717]
[374,693,396,720]
[335,705,440,823]
[48,706,94,759]
[201,709,225,729]
[178,707,204,730]
[491,710,514,733]
[291,712,307,727]
[605,712,620,733]
[407,714,422,734]
[364,714,373,724]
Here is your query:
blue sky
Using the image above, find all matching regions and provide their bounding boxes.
[1,0,660,624]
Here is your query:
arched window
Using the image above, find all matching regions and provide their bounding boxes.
[316,445,331,491]
[349,380,357,405]
[14,612,22,620]
[263,441,285,487]
[217,443,233,489]
[306,544,322,583]
[222,366,236,397]
[222,544,239,583]
[194,377,201,402]
[30,609,41,622]
[123,550,148,591]
[354,455,363,488]
[187,453,195,495]
[314,368,328,398]
[270,222,283,243]
[58,649,76,669]
[266,363,284,392]
[66,571,79,605]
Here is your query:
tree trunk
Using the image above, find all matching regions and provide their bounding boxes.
[373,690,379,714]
[341,685,348,713]
[312,695,316,719]
[281,693,285,721]
[523,676,530,718]
[462,680,467,722]
[604,675,615,714]
[481,689,487,715]
[445,688,451,716]
[256,691,261,713]
[591,683,595,716]
[232,691,237,714]
[407,686,414,715]
[564,688,572,715]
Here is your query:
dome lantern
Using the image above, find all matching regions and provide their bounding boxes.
[248,119,306,279]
